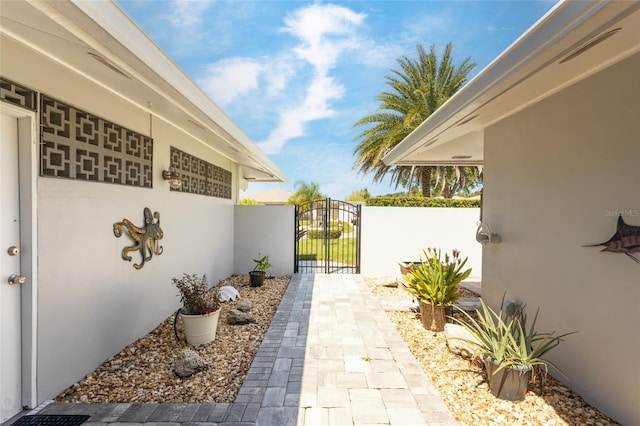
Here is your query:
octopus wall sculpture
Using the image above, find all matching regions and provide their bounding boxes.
[586,215,640,264]
[113,207,164,269]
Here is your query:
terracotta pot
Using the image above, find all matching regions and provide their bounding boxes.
[483,358,531,401]
[418,300,452,332]
[180,309,221,346]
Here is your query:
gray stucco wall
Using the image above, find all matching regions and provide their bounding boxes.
[483,52,640,425]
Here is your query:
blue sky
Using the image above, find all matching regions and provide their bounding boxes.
[117,0,556,200]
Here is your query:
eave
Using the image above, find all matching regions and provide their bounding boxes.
[0,0,287,183]
[383,0,640,167]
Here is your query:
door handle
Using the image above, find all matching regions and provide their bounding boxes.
[8,274,26,285]
[7,246,20,256]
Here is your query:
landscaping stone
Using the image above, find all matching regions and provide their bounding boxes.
[227,309,255,325]
[237,299,252,313]
[444,323,480,358]
[174,348,208,378]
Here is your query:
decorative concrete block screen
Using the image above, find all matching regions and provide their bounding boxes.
[0,77,37,111]
[40,95,153,188]
[170,146,232,199]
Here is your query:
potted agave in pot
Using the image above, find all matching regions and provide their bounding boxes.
[404,248,471,332]
[173,273,222,346]
[451,295,576,401]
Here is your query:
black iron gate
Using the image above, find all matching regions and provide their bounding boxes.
[295,198,361,273]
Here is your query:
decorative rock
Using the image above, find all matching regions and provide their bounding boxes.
[174,348,208,378]
[227,309,255,325]
[369,276,399,287]
[218,285,240,302]
[237,299,252,313]
[444,323,480,359]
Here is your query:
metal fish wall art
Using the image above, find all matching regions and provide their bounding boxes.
[585,215,640,264]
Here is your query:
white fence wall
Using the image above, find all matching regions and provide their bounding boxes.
[233,205,481,279]
[360,207,482,278]
[234,205,295,276]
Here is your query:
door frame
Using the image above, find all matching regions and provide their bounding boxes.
[1,101,38,410]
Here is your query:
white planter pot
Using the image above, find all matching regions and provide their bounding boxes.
[180,309,221,346]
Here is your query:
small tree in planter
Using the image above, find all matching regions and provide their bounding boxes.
[451,295,576,401]
[173,274,222,346]
[404,248,471,332]
[249,254,272,287]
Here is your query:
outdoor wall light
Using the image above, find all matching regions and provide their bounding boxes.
[476,221,501,245]
[162,167,182,189]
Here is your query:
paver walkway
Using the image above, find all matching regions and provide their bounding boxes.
[13,274,457,425]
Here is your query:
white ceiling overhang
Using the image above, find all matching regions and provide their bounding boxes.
[0,0,287,183]
[383,0,640,167]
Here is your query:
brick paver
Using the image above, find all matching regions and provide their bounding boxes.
[12,274,456,425]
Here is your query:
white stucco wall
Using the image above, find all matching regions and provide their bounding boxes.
[233,205,295,276]
[2,50,239,401]
[483,52,640,425]
[360,207,482,278]
[232,205,481,279]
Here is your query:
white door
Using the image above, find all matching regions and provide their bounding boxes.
[1,112,23,423]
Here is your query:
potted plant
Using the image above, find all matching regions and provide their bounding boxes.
[249,253,272,287]
[404,248,471,331]
[173,273,222,346]
[451,295,576,401]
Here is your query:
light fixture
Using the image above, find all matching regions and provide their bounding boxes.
[476,221,501,245]
[162,167,182,189]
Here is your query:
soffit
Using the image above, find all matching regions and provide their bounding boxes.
[0,0,286,182]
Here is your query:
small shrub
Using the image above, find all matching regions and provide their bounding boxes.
[365,197,479,207]
[172,274,221,315]
[307,228,342,239]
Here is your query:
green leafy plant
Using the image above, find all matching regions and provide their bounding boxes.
[253,254,273,273]
[172,273,221,315]
[450,295,576,375]
[404,248,471,305]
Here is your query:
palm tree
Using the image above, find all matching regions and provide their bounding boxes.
[288,180,325,224]
[353,43,478,197]
[287,180,324,205]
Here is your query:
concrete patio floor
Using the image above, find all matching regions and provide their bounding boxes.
[11,274,457,425]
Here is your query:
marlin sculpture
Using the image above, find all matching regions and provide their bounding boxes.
[585,215,640,264]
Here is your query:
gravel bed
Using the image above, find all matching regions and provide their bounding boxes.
[365,278,619,426]
[56,275,290,404]
[56,273,619,426]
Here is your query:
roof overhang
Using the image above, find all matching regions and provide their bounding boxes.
[383,0,640,167]
[0,0,287,183]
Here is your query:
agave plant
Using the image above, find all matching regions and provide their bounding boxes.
[450,295,576,375]
[404,248,471,305]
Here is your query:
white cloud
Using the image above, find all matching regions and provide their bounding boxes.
[263,54,297,96]
[196,3,370,154]
[258,75,344,154]
[167,0,213,28]
[198,58,264,106]
[255,4,365,154]
[284,4,365,72]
